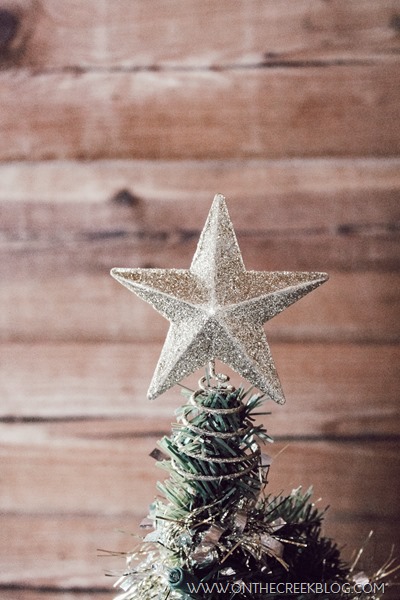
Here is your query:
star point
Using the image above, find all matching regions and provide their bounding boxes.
[111,195,328,402]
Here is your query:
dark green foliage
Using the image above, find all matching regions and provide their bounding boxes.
[114,384,393,600]
[152,387,354,598]
[156,386,271,522]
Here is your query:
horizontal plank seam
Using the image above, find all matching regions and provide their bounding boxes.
[3,222,399,244]
[8,58,381,77]
[0,417,398,443]
[1,156,400,167]
[0,583,111,594]
[0,510,138,518]
[2,155,400,168]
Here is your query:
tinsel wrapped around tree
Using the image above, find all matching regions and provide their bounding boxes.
[109,195,396,600]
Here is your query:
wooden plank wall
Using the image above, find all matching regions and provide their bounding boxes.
[0,1,399,598]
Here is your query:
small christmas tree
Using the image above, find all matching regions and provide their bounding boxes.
[109,195,395,599]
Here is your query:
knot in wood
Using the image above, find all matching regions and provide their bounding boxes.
[390,13,400,32]
[0,9,19,48]
[111,188,139,206]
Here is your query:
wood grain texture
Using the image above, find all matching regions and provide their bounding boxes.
[1,1,399,594]
[1,343,398,433]
[1,421,398,517]
[9,0,400,70]
[1,158,399,205]
[2,225,398,276]
[0,514,398,591]
[0,514,115,589]
[1,272,398,343]
[0,65,399,161]
[1,158,399,274]
[1,159,398,343]
[2,159,398,274]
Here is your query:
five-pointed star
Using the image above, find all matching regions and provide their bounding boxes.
[111,194,328,402]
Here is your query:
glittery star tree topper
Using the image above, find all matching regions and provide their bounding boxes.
[111,194,328,402]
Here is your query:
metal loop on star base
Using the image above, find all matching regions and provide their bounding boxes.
[199,361,235,393]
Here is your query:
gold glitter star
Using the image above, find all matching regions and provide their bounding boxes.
[111,194,328,402]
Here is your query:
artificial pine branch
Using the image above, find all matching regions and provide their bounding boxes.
[113,382,396,600]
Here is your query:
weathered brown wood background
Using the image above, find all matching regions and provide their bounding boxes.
[0,1,399,598]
